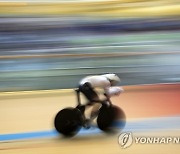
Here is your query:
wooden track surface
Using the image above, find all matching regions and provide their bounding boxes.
[1,132,180,154]
[0,1,179,17]
[0,84,180,153]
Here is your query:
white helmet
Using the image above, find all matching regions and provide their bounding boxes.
[101,73,120,86]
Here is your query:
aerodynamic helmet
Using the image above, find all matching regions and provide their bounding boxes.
[101,73,120,86]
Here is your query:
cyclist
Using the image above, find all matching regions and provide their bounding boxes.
[76,73,123,128]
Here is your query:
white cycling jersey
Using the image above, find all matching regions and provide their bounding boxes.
[79,74,123,97]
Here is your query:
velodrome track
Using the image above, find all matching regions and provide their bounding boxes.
[0,84,180,153]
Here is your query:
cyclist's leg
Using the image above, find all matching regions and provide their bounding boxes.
[90,103,102,120]
[78,83,100,128]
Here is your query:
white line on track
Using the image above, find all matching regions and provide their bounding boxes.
[4,44,165,53]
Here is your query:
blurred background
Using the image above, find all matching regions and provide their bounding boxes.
[0,0,180,91]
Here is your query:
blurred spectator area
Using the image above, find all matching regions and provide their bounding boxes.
[0,0,180,91]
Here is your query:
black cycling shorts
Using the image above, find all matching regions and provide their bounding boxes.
[78,82,98,102]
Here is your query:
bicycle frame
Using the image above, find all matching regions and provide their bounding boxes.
[75,88,112,107]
